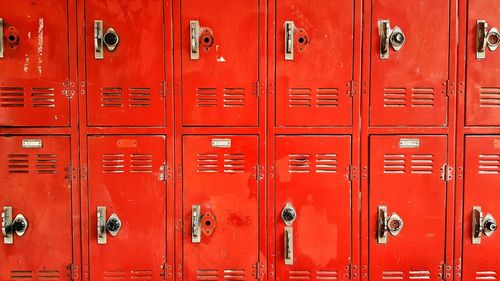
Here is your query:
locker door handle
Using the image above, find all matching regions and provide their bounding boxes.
[379,20,405,59]
[377,205,403,244]
[0,18,4,58]
[284,21,295,60]
[472,206,497,244]
[476,20,500,59]
[2,206,28,245]
[192,205,202,243]
[94,20,119,60]
[190,20,200,60]
[281,203,296,265]
[97,206,122,244]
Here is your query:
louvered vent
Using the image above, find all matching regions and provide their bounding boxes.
[101,87,152,107]
[8,154,29,173]
[410,154,433,174]
[316,88,339,107]
[289,154,311,173]
[316,270,338,279]
[0,86,24,107]
[409,270,431,279]
[8,154,58,174]
[383,154,406,174]
[411,87,435,107]
[130,154,153,173]
[289,88,312,107]
[223,154,245,173]
[289,270,311,280]
[382,271,404,280]
[11,270,33,280]
[476,270,497,280]
[102,154,153,173]
[129,88,152,107]
[196,88,217,107]
[197,154,218,173]
[384,87,406,107]
[478,154,500,174]
[197,269,218,280]
[31,87,55,107]
[102,154,125,173]
[38,269,60,280]
[103,270,126,279]
[315,154,338,173]
[480,87,500,107]
[223,88,245,107]
[289,88,339,108]
[195,87,247,108]
[35,154,57,174]
[223,269,245,280]
[130,270,152,279]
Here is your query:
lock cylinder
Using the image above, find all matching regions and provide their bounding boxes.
[103,28,119,51]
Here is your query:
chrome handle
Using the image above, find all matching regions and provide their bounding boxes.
[0,18,4,58]
[379,20,405,59]
[97,206,107,244]
[190,20,200,60]
[284,21,295,61]
[94,20,104,59]
[472,206,497,244]
[2,206,28,245]
[192,205,202,243]
[377,205,404,244]
[477,20,500,59]
[282,203,296,265]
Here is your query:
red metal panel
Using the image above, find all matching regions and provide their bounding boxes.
[369,135,447,280]
[0,1,70,126]
[85,0,166,126]
[0,136,72,280]
[275,136,351,280]
[88,135,166,280]
[183,135,259,280]
[181,1,259,126]
[275,1,354,127]
[463,136,500,280]
[370,0,449,126]
[465,0,500,125]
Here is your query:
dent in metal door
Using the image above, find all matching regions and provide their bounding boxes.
[370,0,449,126]
[85,0,166,126]
[466,0,500,125]
[275,136,351,280]
[181,1,259,126]
[276,0,354,126]
[0,136,72,280]
[369,135,447,280]
[183,135,259,280]
[88,135,166,280]
[0,0,70,126]
[463,136,500,280]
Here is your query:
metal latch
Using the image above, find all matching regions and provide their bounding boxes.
[377,205,403,244]
[281,203,297,265]
[0,18,4,58]
[2,206,28,244]
[284,21,295,60]
[97,206,122,244]
[189,20,214,60]
[191,205,217,243]
[94,20,120,59]
[472,206,497,244]
[477,20,500,59]
[379,20,406,59]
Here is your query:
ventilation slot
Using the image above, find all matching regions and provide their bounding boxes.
[479,154,500,174]
[412,88,435,108]
[101,87,124,107]
[31,87,55,108]
[409,270,431,279]
[196,88,217,107]
[289,154,311,173]
[480,87,500,108]
[411,154,433,174]
[289,270,311,280]
[38,270,60,280]
[11,270,33,279]
[315,154,338,173]
[8,154,29,174]
[103,270,126,279]
[197,269,218,280]
[316,270,338,279]
[131,270,152,279]
[223,269,245,280]
[476,270,497,280]
[102,154,125,173]
[130,154,153,173]
[316,88,339,107]
[223,88,245,107]
[384,154,406,174]
[384,88,406,107]
[289,88,312,107]
[197,154,218,173]
[129,88,152,107]
[224,154,245,173]
[382,270,404,280]
[35,154,57,174]
[0,86,24,107]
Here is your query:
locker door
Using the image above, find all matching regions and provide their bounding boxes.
[275,136,351,280]
[183,136,259,280]
[370,1,449,126]
[0,1,70,126]
[88,136,166,280]
[369,135,447,280]
[463,136,500,280]
[466,1,500,125]
[85,0,165,126]
[0,136,72,280]
[276,0,353,126]
[181,1,259,126]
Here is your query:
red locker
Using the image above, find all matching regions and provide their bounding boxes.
[465,0,500,125]
[275,136,351,280]
[370,0,449,126]
[369,135,447,280]
[183,135,259,280]
[0,136,72,280]
[463,136,500,280]
[276,0,354,127]
[181,1,259,126]
[85,0,166,126]
[88,136,166,280]
[0,1,70,126]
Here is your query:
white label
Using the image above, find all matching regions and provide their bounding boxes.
[22,139,43,149]
[399,138,420,148]
[211,138,231,148]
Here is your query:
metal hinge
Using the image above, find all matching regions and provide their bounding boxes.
[62,81,75,99]
[160,263,170,279]
[69,264,79,280]
[159,164,167,181]
[348,80,357,97]
[254,80,260,98]
[439,262,447,280]
[348,164,358,181]
[445,80,455,97]
[255,165,264,181]
[440,164,453,182]
[65,166,74,184]
[252,262,263,279]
